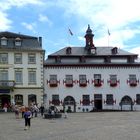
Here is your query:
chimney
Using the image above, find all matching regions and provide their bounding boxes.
[39,37,42,47]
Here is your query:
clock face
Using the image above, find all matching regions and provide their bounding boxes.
[91,48,96,54]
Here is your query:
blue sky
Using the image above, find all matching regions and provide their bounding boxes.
[1,0,140,58]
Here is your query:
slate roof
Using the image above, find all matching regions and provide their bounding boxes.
[0,31,42,50]
[49,46,137,57]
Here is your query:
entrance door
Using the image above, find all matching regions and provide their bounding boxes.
[0,95,10,108]
[94,94,102,110]
[63,96,76,112]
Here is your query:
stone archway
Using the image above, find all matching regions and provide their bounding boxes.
[120,95,133,111]
[63,96,76,112]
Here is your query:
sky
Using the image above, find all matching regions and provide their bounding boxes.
[0,0,140,58]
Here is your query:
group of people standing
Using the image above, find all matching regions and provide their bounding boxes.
[13,103,45,130]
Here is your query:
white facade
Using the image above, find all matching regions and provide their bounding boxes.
[44,25,140,112]
[0,32,45,109]
[45,66,140,112]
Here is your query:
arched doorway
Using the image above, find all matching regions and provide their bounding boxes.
[28,94,36,105]
[63,96,76,112]
[0,95,10,109]
[120,95,133,111]
[14,94,23,105]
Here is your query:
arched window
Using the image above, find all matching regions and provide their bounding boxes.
[14,94,23,105]
[28,94,36,105]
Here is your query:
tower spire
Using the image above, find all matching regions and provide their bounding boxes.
[84,24,94,49]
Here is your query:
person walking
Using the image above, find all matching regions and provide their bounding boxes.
[23,107,32,130]
[40,104,45,117]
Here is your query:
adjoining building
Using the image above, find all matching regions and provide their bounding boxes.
[44,25,140,112]
[0,32,45,109]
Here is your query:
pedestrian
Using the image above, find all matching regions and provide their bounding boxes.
[23,107,32,130]
[3,103,8,112]
[20,105,25,118]
[40,104,45,117]
[64,109,68,119]
[14,105,19,119]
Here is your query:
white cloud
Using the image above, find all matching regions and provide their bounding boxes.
[0,11,12,31]
[39,14,53,26]
[6,0,44,7]
[22,22,37,33]
[54,0,140,49]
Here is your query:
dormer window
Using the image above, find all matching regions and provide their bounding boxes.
[127,56,134,63]
[1,37,7,46]
[66,47,72,54]
[15,37,22,46]
[104,56,111,63]
[111,47,118,54]
[79,55,86,63]
[55,55,61,63]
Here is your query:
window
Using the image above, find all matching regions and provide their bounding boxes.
[66,47,72,54]
[136,94,140,105]
[28,53,36,64]
[55,55,61,63]
[15,95,23,105]
[79,75,87,86]
[129,74,137,86]
[15,70,23,85]
[52,95,60,105]
[49,75,57,87]
[79,56,86,63]
[0,70,8,86]
[82,95,90,105]
[0,53,8,64]
[94,74,102,86]
[106,94,114,105]
[15,37,22,46]
[14,53,22,64]
[28,70,36,85]
[65,75,73,87]
[110,75,117,86]
[0,70,8,80]
[1,37,7,46]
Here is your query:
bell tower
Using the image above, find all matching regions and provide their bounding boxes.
[85,25,96,54]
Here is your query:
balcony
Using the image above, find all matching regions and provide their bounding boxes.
[0,80,15,89]
[129,81,137,87]
[94,79,102,87]
[110,81,117,87]
[82,100,90,106]
[65,80,73,87]
[79,80,87,87]
[52,100,60,106]
[49,80,58,87]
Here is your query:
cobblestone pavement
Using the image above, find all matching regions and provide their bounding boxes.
[1,111,140,140]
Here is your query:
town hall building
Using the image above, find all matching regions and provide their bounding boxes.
[44,25,140,112]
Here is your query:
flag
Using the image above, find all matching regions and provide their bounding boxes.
[69,28,73,36]
[108,29,110,36]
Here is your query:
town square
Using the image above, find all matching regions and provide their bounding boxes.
[1,111,140,140]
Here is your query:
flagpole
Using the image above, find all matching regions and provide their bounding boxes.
[107,29,110,46]
[67,28,73,46]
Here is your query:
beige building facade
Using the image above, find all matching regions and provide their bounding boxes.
[0,32,45,109]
